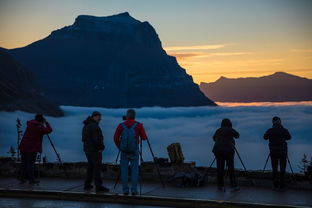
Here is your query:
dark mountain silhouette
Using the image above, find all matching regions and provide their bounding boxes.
[0,50,63,116]
[7,12,215,108]
[200,72,312,102]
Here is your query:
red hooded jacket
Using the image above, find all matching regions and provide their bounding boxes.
[19,120,52,153]
[114,119,147,148]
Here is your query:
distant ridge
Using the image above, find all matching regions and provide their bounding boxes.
[7,12,215,108]
[0,50,63,116]
[200,72,312,102]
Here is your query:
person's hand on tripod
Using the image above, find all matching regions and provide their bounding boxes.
[43,118,51,128]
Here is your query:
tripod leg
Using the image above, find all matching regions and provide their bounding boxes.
[203,157,216,178]
[115,150,120,164]
[286,156,296,183]
[113,170,121,190]
[234,147,256,186]
[114,151,121,190]
[46,135,69,178]
[287,156,294,175]
[37,153,41,182]
[262,154,270,173]
[139,138,143,196]
[234,147,247,172]
[211,158,216,167]
[146,138,165,187]
[139,151,144,163]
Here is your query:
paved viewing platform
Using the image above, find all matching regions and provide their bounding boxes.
[0,177,311,208]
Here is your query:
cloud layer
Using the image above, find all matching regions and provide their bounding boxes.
[1,104,311,173]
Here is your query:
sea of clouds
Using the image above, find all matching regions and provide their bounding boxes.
[1,103,311,173]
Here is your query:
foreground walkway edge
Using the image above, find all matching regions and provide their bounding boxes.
[0,188,308,208]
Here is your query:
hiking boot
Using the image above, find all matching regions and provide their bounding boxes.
[18,178,26,184]
[29,180,40,185]
[231,186,240,192]
[96,186,109,193]
[279,184,286,191]
[84,184,93,190]
[217,186,225,192]
[272,185,279,191]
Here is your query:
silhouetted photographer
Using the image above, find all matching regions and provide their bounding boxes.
[82,111,109,193]
[264,116,291,190]
[19,114,52,184]
[212,118,240,192]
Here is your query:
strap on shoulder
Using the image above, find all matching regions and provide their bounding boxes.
[131,122,139,130]
[121,123,127,129]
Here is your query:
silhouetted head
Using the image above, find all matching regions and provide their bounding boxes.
[126,109,136,119]
[91,111,102,123]
[272,116,281,126]
[221,118,232,128]
[35,114,45,123]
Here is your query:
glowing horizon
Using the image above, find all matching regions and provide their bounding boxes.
[0,0,311,83]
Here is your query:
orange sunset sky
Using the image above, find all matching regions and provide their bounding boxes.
[0,0,311,83]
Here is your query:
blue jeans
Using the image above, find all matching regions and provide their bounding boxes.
[120,151,139,193]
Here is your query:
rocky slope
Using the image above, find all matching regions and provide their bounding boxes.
[0,50,63,116]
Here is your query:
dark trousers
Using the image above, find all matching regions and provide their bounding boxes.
[20,152,37,181]
[214,151,237,187]
[270,151,287,188]
[84,152,102,189]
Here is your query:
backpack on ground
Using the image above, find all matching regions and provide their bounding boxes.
[120,122,139,153]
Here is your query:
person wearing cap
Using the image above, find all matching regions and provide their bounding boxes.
[82,111,109,193]
[19,114,52,184]
[264,116,291,190]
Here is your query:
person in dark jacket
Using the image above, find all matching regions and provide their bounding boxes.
[264,116,291,190]
[19,114,52,184]
[82,111,109,193]
[212,118,240,192]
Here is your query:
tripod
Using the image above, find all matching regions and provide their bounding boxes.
[46,134,69,178]
[199,157,216,185]
[262,153,295,175]
[113,137,165,195]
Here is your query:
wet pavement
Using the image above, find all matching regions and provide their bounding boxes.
[0,177,311,207]
[0,197,164,208]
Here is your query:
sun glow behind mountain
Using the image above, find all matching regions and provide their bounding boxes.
[0,0,311,83]
[164,44,312,84]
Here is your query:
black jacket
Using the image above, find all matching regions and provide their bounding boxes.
[82,117,104,152]
[264,124,291,153]
[212,127,240,153]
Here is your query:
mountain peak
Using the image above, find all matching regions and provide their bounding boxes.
[217,76,229,81]
[271,71,293,77]
[74,12,141,26]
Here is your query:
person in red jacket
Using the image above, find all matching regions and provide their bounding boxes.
[114,109,147,195]
[19,114,52,184]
